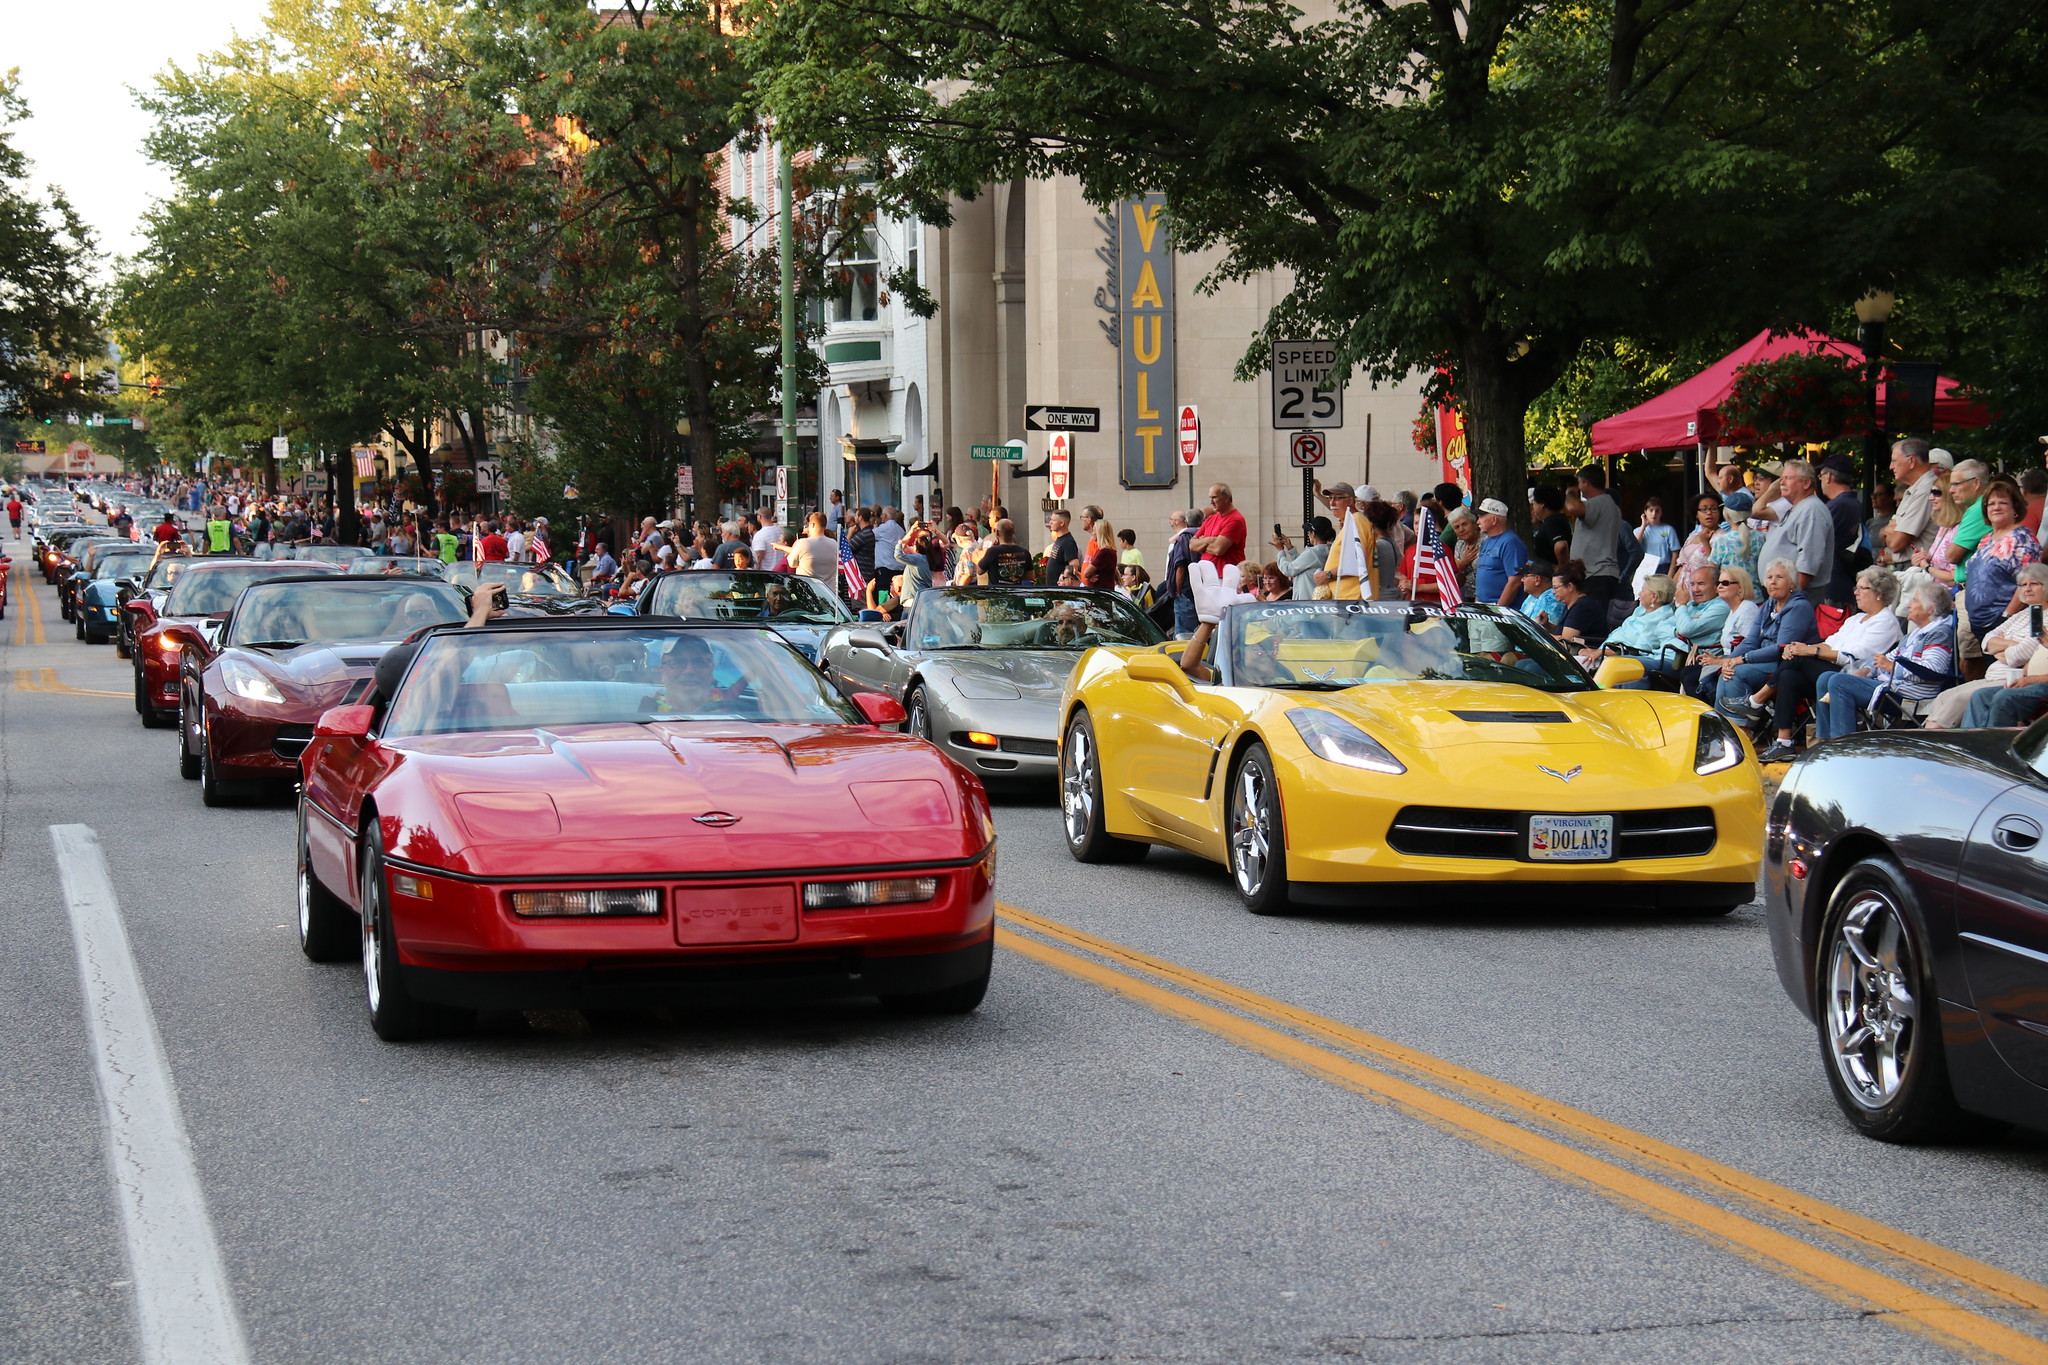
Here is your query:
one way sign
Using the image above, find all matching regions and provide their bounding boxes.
[1024,405,1101,433]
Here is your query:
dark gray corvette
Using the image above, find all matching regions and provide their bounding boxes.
[819,586,1165,782]
[1765,722,2048,1142]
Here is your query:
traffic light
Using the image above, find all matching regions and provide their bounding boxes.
[147,374,163,399]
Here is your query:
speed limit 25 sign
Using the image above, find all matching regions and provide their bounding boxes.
[1270,341,1345,429]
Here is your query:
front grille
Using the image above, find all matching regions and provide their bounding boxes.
[272,724,315,761]
[998,736,1058,757]
[1616,807,1717,859]
[1387,806,1717,862]
[1448,710,1570,724]
[1386,807,1518,860]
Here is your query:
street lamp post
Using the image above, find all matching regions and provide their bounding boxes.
[1856,290,1895,499]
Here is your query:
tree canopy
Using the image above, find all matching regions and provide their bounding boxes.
[755,0,2048,509]
[0,72,102,421]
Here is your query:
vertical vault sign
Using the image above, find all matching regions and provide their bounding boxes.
[1118,193,1177,489]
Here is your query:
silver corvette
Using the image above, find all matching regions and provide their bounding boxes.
[818,586,1167,781]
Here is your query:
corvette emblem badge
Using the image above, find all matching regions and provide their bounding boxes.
[1537,764,1584,784]
[693,811,741,827]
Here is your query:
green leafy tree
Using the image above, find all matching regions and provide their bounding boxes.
[756,0,2048,514]
[0,73,102,420]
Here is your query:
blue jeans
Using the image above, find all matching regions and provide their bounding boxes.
[1968,682,2048,727]
[1173,593,1198,638]
[1714,662,1775,713]
[1816,672,1881,739]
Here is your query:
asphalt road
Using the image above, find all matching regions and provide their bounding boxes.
[5,508,2048,1365]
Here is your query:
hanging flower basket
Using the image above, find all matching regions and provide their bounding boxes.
[1716,352,1871,447]
[715,450,755,499]
[1412,402,1438,457]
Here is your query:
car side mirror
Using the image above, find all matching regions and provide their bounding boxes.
[852,692,906,727]
[846,628,891,653]
[314,704,376,740]
[1593,656,1646,689]
[1126,651,1196,699]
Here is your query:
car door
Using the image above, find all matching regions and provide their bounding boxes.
[1958,778,2048,1089]
[1107,668,1237,851]
[829,625,909,697]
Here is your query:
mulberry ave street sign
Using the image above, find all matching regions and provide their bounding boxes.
[970,444,1023,460]
[1024,406,1101,433]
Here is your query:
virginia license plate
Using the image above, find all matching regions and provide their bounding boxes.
[1528,814,1614,862]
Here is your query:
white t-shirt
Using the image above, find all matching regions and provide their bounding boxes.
[788,534,840,591]
[751,521,781,558]
[507,530,528,560]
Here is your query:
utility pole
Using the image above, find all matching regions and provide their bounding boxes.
[778,139,798,527]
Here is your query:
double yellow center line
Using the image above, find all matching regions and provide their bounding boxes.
[996,903,2048,1363]
[11,560,45,647]
[12,667,126,699]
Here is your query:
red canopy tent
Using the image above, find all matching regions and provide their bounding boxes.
[1588,328,1992,457]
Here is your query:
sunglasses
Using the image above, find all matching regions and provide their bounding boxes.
[1717,579,1738,586]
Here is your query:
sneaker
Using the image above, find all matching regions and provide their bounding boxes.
[1755,740,1799,764]
[1718,696,1762,724]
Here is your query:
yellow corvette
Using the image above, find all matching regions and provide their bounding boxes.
[1057,599,1764,914]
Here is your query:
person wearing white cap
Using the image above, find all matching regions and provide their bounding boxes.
[1311,481,1382,599]
[1473,498,1527,605]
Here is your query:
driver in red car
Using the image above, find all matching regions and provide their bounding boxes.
[655,635,742,713]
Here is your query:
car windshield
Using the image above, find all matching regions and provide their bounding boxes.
[1220,602,1593,691]
[228,580,469,647]
[142,556,193,591]
[354,556,447,578]
[285,546,368,564]
[648,572,849,624]
[382,627,862,736]
[446,562,584,597]
[92,554,153,580]
[163,566,315,616]
[911,589,1165,650]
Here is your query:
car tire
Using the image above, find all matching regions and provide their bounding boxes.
[73,612,83,639]
[177,693,202,778]
[138,668,170,728]
[904,684,932,740]
[1060,712,1148,865]
[297,803,357,963]
[1817,857,1985,1143]
[359,835,462,1042]
[198,721,244,806]
[879,940,993,1017]
[1228,742,1292,917]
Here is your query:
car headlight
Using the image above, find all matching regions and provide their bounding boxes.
[219,657,286,705]
[1695,712,1745,775]
[1287,708,1406,774]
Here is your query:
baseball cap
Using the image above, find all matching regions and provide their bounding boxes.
[1818,456,1856,480]
[1321,481,1355,500]
[1477,498,1510,517]
[1929,448,1955,469]
[1356,484,1382,501]
[1518,559,1555,577]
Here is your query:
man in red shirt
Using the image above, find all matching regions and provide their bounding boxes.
[1193,482,1247,569]
[479,518,510,562]
[6,495,22,536]
[152,512,181,545]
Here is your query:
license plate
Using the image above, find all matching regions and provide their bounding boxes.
[1528,814,1614,862]
[674,885,798,945]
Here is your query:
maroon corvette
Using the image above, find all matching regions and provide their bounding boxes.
[180,575,470,804]
[133,559,343,727]
[294,617,996,1040]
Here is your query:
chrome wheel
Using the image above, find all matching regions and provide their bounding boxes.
[906,687,930,740]
[1824,890,1921,1110]
[360,857,384,1017]
[1230,762,1272,897]
[1062,725,1095,847]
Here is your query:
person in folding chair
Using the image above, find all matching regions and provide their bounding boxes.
[1814,582,1957,740]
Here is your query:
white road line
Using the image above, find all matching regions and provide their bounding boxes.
[51,824,251,1365]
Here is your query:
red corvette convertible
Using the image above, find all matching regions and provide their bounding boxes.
[181,575,471,804]
[295,617,996,1039]
[133,559,342,727]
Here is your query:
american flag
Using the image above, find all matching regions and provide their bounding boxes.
[838,527,865,600]
[1412,506,1464,609]
[531,531,551,564]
